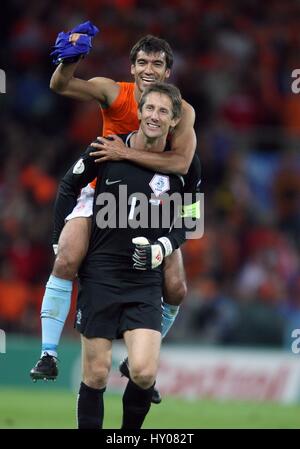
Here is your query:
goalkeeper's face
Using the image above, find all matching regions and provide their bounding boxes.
[138,92,178,140]
[131,50,170,93]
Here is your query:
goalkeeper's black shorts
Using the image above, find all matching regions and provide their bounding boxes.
[75,274,162,339]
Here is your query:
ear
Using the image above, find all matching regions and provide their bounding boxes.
[170,116,180,128]
[165,68,171,79]
[130,64,135,76]
[137,108,142,121]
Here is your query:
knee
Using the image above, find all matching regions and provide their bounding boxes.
[83,363,110,390]
[53,249,79,280]
[130,364,156,389]
[164,278,187,306]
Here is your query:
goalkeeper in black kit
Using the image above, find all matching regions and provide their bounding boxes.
[62,82,202,429]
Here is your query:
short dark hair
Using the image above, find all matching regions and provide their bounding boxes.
[130,35,173,69]
[138,82,182,120]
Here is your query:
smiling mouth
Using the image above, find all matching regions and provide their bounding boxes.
[141,77,156,83]
[146,122,160,129]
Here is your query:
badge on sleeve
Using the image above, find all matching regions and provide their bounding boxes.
[73,158,85,174]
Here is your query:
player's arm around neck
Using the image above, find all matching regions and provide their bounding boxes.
[168,100,196,174]
[49,62,119,105]
[125,100,196,175]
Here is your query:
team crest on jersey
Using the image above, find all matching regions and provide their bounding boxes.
[149,174,170,197]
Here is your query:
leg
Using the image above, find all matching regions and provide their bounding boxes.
[162,248,187,338]
[30,217,91,381]
[42,217,91,350]
[119,252,186,402]
[53,217,91,279]
[78,336,112,429]
[163,248,187,306]
[121,329,161,429]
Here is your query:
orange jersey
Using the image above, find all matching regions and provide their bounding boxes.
[90,82,139,189]
[102,82,139,136]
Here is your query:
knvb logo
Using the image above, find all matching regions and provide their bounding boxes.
[0,329,6,353]
[291,329,300,354]
[0,69,6,93]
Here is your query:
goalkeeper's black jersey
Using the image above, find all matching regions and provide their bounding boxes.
[64,132,201,281]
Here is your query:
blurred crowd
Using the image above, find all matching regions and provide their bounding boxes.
[1,0,300,348]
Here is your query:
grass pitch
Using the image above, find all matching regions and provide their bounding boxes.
[0,387,300,429]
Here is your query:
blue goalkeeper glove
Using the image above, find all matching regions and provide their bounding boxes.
[132,237,174,270]
[50,21,99,65]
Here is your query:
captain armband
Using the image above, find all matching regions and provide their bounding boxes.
[180,200,201,219]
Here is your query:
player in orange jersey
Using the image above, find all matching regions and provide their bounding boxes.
[30,33,196,405]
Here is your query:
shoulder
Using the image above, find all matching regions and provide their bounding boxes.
[118,81,134,89]
[171,99,196,136]
[103,82,136,112]
[181,99,196,122]
[114,133,129,143]
[87,77,120,106]
[116,82,135,98]
[87,77,118,92]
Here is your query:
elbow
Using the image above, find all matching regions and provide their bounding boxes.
[49,76,64,93]
[172,154,190,175]
[50,82,60,93]
[49,78,58,92]
[177,162,189,176]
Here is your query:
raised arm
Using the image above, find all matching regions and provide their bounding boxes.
[49,27,119,105]
[90,100,197,175]
[50,62,119,105]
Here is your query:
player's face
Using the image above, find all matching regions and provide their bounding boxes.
[138,92,178,139]
[131,51,170,92]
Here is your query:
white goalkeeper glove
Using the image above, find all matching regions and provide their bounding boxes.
[132,236,174,270]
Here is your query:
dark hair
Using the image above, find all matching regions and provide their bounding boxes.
[130,35,173,69]
[138,82,182,120]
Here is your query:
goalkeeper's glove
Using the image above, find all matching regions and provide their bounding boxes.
[50,20,99,65]
[132,236,174,270]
